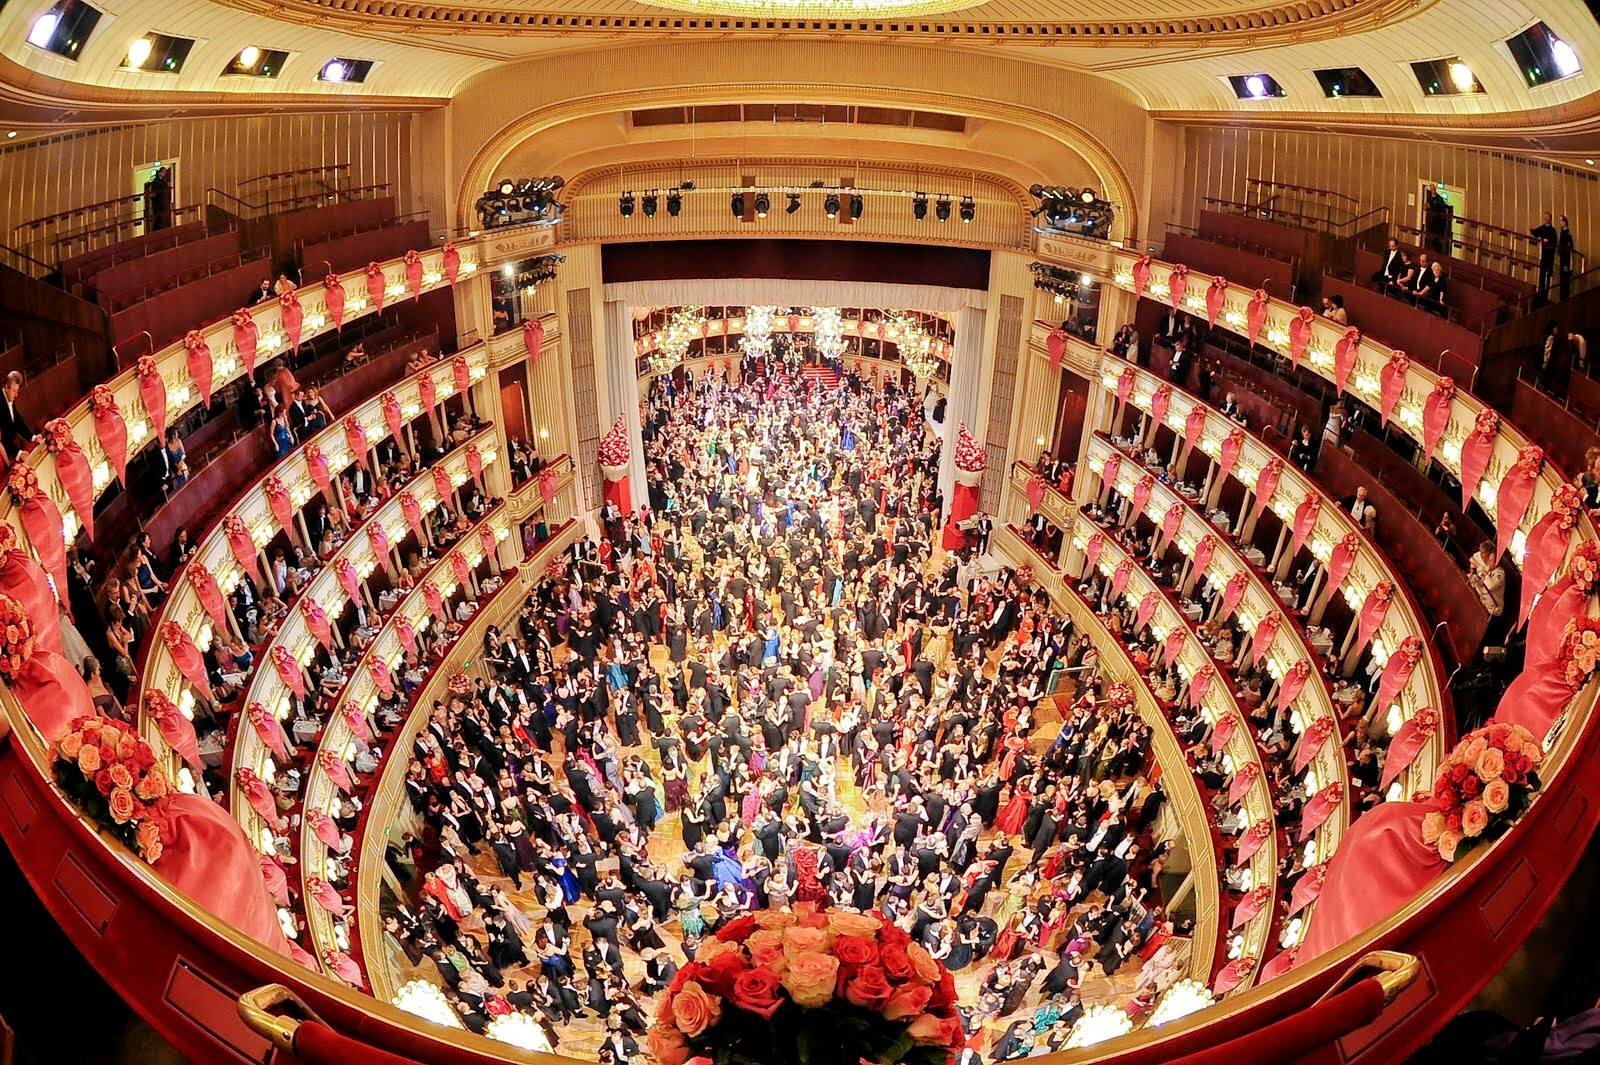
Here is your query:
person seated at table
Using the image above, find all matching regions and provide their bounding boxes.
[1413,260,1448,314]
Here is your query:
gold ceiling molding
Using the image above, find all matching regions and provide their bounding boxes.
[453,82,1140,238]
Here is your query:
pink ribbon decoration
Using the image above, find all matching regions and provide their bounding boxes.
[1191,665,1217,710]
[1236,821,1272,866]
[1168,264,1189,310]
[182,330,215,408]
[1193,535,1218,577]
[305,444,332,499]
[1213,957,1256,997]
[1291,494,1321,559]
[396,616,417,653]
[1287,307,1315,368]
[280,288,303,351]
[432,464,453,503]
[1131,475,1154,517]
[381,392,404,446]
[1421,377,1456,463]
[1025,474,1047,512]
[326,950,364,988]
[230,310,258,378]
[247,702,292,765]
[45,421,94,541]
[1379,707,1439,789]
[187,564,230,634]
[1298,782,1344,841]
[1116,366,1135,405]
[324,274,347,330]
[344,416,370,470]
[336,559,361,604]
[1378,352,1409,427]
[1518,488,1580,628]
[1251,458,1283,522]
[272,646,306,701]
[14,489,67,607]
[1326,532,1360,592]
[1457,409,1500,511]
[1246,289,1269,347]
[1332,328,1361,395]
[237,768,284,832]
[1277,660,1312,713]
[404,250,424,301]
[371,657,394,699]
[1135,591,1160,633]
[539,466,559,505]
[478,525,498,564]
[1220,571,1249,619]
[319,749,355,794]
[260,855,291,907]
[308,810,343,852]
[302,600,334,651]
[1205,276,1227,326]
[1150,384,1172,430]
[88,386,129,486]
[264,476,294,533]
[1210,712,1237,755]
[450,552,472,589]
[467,443,484,484]
[1494,446,1544,560]
[424,582,447,621]
[1046,327,1067,370]
[1132,255,1152,299]
[1287,863,1330,916]
[1376,637,1423,713]
[1354,580,1394,656]
[1160,502,1184,550]
[1226,760,1258,804]
[1163,628,1187,669]
[145,690,203,775]
[1293,716,1334,773]
[1232,885,1272,929]
[1252,612,1280,666]
[224,517,258,584]
[453,356,472,398]
[365,262,386,314]
[442,243,461,285]
[401,492,426,541]
[1183,407,1206,452]
[1084,533,1105,572]
[367,522,390,564]
[1109,560,1132,602]
[1102,453,1121,493]
[138,358,168,442]
[1218,429,1245,486]
[419,371,437,415]
[162,622,212,700]
[308,876,349,916]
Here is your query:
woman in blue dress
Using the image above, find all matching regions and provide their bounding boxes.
[549,848,582,905]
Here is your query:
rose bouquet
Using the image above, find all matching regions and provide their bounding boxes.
[647,904,962,1065]
[1558,616,1600,690]
[1420,722,1542,863]
[50,716,172,863]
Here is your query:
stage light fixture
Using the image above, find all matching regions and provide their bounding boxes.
[959,196,975,224]
[786,192,802,214]
[824,193,841,219]
[619,191,635,218]
[935,195,952,222]
[127,37,153,68]
[666,190,682,216]
[1448,61,1475,92]
[238,45,261,68]
[642,191,658,217]
[754,192,771,217]
[498,179,515,196]
[731,192,745,218]
[850,194,864,220]
[912,192,928,220]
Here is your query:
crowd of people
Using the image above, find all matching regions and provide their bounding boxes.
[381,363,1187,1061]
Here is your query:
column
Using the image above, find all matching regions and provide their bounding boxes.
[603,299,649,512]
[937,304,987,513]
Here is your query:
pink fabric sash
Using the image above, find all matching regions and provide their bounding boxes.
[1379,352,1409,427]
[155,794,293,958]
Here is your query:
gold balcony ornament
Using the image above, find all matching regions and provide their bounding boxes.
[648,0,979,15]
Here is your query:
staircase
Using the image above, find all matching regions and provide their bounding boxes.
[800,363,842,390]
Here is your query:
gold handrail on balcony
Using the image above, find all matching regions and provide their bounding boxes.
[1316,950,1422,1006]
[238,983,319,1054]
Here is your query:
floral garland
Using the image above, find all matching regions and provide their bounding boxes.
[1558,616,1600,689]
[0,595,35,681]
[1569,540,1600,596]
[1421,722,1542,862]
[136,354,160,380]
[43,417,76,452]
[1105,682,1135,709]
[7,462,40,504]
[1014,562,1035,588]
[447,670,472,695]
[51,716,171,863]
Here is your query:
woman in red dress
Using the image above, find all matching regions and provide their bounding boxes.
[994,774,1033,836]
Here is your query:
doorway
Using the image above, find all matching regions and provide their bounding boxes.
[132,159,178,234]
[1417,180,1465,256]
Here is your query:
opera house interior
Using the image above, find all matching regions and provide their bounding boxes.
[2,0,1600,1062]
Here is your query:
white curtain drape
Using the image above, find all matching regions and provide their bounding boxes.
[602,299,650,511]
[938,305,987,512]
[601,278,986,313]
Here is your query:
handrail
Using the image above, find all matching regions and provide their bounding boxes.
[1244,178,1361,208]
[50,206,210,263]
[240,164,354,190]
[99,246,272,312]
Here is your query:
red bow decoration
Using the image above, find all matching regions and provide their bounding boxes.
[307,810,343,852]
[247,701,291,765]
[187,563,230,635]
[1332,327,1362,395]
[380,392,404,447]
[1184,407,1206,452]
[1379,352,1409,427]
[1102,453,1122,492]
[1457,408,1501,510]
[306,442,334,500]
[137,356,167,442]
[450,552,472,589]
[367,521,390,564]
[1353,580,1394,656]
[1293,716,1335,773]
[324,274,347,330]
[524,316,545,362]
[1232,884,1273,929]
[1291,494,1321,558]
[1251,457,1284,522]
[1132,255,1153,298]
[371,657,394,699]
[272,645,305,701]
[1046,327,1067,370]
[1150,384,1172,429]
[1110,559,1133,602]
[344,416,370,470]
[1226,759,1259,804]
[9,472,66,606]
[1252,612,1280,666]
[1163,628,1187,669]
[1518,485,1582,628]
[264,476,294,533]
[302,600,334,651]
[1277,659,1312,713]
[1205,276,1228,326]
[144,690,202,775]
[1194,534,1218,577]
[1213,957,1256,997]
[1218,428,1245,486]
[1160,501,1184,551]
[478,524,498,563]
[1299,782,1344,841]
[396,615,417,653]
[44,419,94,541]
[419,371,437,415]
[1376,636,1423,713]
[1131,475,1154,517]
[236,768,284,832]
[1221,571,1249,619]
[224,516,258,583]
[442,243,461,285]
[1494,445,1543,560]
[467,443,484,484]
[319,750,355,795]
[424,582,447,621]
[1168,264,1189,310]
[87,386,128,487]
[539,466,558,504]
[1084,532,1105,572]
[162,622,212,700]
[230,310,258,378]
[336,558,361,602]
[1191,665,1217,710]
[453,356,472,399]
[1116,366,1136,405]
[1326,532,1360,592]
[325,950,364,989]
[432,465,454,505]
[259,854,290,907]
[309,875,349,915]
[1136,591,1160,633]
[280,287,304,351]
[1210,712,1237,755]
[1246,289,1269,347]
[1287,306,1315,368]
[1236,821,1273,866]
[1379,706,1439,789]
[404,249,424,301]
[1025,474,1047,512]
[1287,862,1330,916]
[184,330,215,409]
[1421,377,1456,463]
[365,262,387,313]
[401,492,426,541]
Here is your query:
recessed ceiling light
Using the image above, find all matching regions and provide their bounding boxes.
[28,12,60,47]
[1448,61,1475,92]
[1587,158,1597,166]
[238,45,260,68]
[5,131,17,139]
[126,36,152,68]
[321,59,347,82]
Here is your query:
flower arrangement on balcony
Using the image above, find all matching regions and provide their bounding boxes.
[646,904,962,1065]
[1421,722,1543,863]
[50,716,171,864]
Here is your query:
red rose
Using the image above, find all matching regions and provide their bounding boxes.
[668,963,698,997]
[878,922,911,949]
[698,949,748,998]
[730,967,784,1019]
[94,769,115,796]
[1446,811,1463,832]
[1460,776,1482,799]
[833,935,879,968]
[878,941,912,982]
[844,964,893,1010]
[716,914,758,943]
[930,969,958,1011]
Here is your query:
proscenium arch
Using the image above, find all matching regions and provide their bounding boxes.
[453,85,1140,243]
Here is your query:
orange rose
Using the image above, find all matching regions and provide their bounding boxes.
[670,980,721,1038]
[827,910,882,939]
[108,763,134,790]
[782,925,830,958]
[108,787,137,824]
[1461,800,1489,838]
[905,943,942,985]
[883,984,932,1021]
[1523,742,1544,766]
[746,930,787,975]
[1437,829,1463,862]
[754,910,796,931]
[1474,748,1505,783]
[695,938,743,965]
[135,820,164,861]
[58,733,83,759]
[1481,778,1510,814]
[646,1024,691,1065]
[843,965,893,1010]
[77,745,102,774]
[1420,811,1445,845]
[907,1011,962,1047]
[781,951,840,1008]
[135,772,169,801]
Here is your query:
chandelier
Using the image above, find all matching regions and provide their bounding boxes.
[484,1012,553,1052]
[811,306,846,361]
[882,311,940,380]
[645,0,979,17]
[648,305,705,375]
[740,305,777,360]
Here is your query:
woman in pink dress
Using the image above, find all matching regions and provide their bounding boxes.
[994,777,1033,837]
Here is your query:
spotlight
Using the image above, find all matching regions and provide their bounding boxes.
[1080,188,1097,204]
[619,191,635,218]
[935,195,952,223]
[959,196,975,224]
[1448,61,1475,92]
[754,192,771,218]
[913,192,929,220]
[237,45,261,69]
[126,37,153,68]
[731,192,745,218]
[498,179,516,196]
[642,191,658,218]
[824,193,841,219]
[27,13,59,47]
[786,192,802,215]
[321,59,347,83]
[850,194,864,220]
[666,190,681,217]
[1245,74,1268,98]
